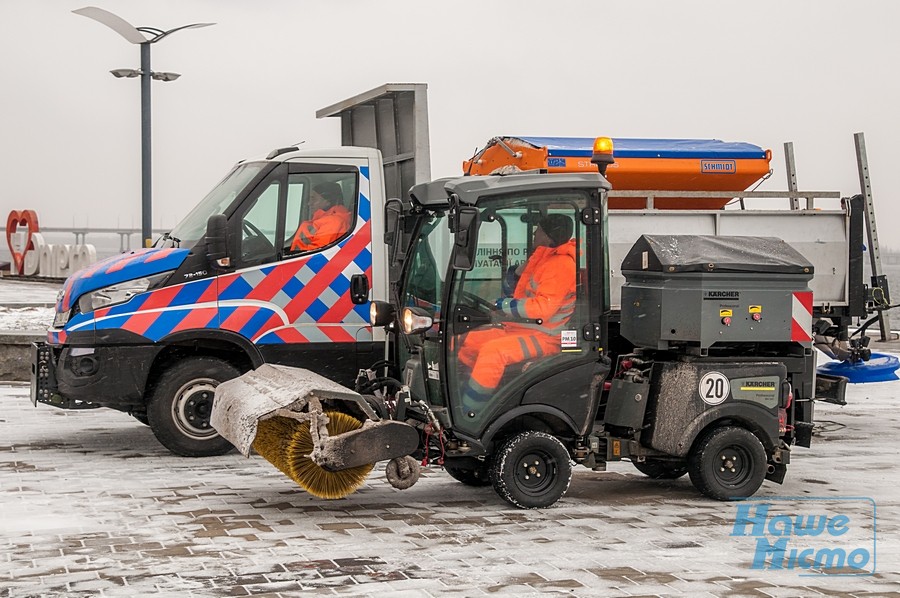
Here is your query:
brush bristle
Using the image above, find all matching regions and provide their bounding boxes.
[252,411,375,499]
[287,411,375,499]
[252,416,303,477]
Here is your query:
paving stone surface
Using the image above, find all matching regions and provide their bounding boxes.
[1,381,899,597]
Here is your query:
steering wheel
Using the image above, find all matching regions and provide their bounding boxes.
[459,290,496,314]
[241,220,275,259]
[242,219,267,240]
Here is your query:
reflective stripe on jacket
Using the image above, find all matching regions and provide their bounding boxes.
[497,239,576,332]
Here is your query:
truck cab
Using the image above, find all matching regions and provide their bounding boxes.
[390,174,611,439]
[33,146,390,456]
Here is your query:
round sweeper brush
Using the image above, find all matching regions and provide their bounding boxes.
[252,416,303,478]
[287,411,375,499]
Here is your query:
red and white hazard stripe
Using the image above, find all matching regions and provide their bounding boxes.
[791,291,813,343]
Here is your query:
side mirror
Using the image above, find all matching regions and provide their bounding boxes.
[384,199,402,247]
[452,206,480,271]
[206,214,230,268]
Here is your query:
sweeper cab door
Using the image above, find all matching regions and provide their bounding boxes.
[440,177,611,440]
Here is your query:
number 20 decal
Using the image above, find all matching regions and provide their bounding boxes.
[698,371,729,405]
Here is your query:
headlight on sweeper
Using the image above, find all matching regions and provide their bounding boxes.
[401,306,434,335]
[77,271,173,314]
[369,300,396,327]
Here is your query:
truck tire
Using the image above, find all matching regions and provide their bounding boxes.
[490,431,573,509]
[632,458,688,480]
[147,357,241,457]
[444,462,492,487]
[688,426,767,501]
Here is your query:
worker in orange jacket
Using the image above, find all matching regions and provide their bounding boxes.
[291,182,352,252]
[458,214,576,412]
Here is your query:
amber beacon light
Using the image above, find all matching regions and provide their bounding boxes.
[590,137,615,175]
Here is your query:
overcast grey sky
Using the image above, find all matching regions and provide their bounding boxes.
[3,1,899,247]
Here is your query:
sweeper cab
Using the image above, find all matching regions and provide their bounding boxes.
[212,147,826,508]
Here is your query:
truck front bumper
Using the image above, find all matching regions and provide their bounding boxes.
[30,342,157,411]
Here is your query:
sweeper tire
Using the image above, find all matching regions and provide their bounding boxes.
[688,426,767,501]
[444,461,492,487]
[491,431,572,509]
[632,458,689,480]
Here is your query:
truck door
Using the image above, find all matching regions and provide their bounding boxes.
[218,160,375,385]
[446,190,603,438]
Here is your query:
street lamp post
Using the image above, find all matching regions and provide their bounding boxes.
[74,6,213,249]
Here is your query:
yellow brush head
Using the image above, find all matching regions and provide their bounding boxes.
[252,416,302,478]
[288,411,375,499]
[252,411,375,500]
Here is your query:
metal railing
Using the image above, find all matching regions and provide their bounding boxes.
[35,227,167,252]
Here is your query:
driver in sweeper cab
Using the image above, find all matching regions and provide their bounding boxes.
[291,181,352,252]
[458,214,577,410]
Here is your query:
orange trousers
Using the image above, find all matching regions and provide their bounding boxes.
[458,325,560,401]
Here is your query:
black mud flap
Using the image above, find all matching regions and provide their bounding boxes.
[318,420,420,471]
[815,373,848,406]
[765,462,787,484]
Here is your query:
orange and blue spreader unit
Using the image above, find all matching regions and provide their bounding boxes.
[463,136,772,209]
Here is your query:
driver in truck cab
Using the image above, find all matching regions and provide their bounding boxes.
[458,214,576,409]
[291,181,352,251]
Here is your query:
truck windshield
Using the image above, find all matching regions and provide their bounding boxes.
[402,213,450,320]
[161,162,268,249]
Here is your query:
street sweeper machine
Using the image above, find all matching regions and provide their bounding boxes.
[210,141,862,508]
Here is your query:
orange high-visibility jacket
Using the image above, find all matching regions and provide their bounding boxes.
[291,205,352,252]
[496,239,576,332]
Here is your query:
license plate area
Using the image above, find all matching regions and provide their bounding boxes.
[31,342,56,406]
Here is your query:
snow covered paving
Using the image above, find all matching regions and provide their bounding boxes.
[1,381,899,597]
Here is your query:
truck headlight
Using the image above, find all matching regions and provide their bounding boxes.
[77,271,173,314]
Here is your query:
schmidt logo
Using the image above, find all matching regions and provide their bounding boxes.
[701,159,736,174]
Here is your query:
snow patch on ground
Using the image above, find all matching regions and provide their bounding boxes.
[0,305,53,332]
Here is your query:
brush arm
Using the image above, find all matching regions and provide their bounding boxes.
[315,420,420,470]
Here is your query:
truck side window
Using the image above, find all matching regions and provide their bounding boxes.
[239,180,280,267]
[284,173,357,255]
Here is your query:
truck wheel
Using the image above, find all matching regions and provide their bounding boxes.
[632,458,688,480]
[444,462,492,487]
[688,426,767,500]
[147,357,241,457]
[491,431,573,509]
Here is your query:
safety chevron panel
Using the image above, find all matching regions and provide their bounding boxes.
[791,291,813,343]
